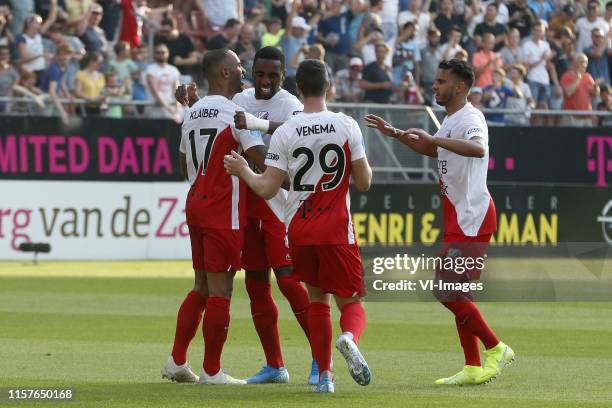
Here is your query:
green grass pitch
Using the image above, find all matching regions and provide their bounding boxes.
[0,261,611,407]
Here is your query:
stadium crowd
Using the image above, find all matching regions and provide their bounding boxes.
[0,0,610,125]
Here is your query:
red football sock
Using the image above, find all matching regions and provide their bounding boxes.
[442,301,500,351]
[276,276,310,338]
[171,290,207,365]
[455,315,481,366]
[203,296,231,375]
[245,278,283,368]
[308,302,332,374]
[339,302,366,344]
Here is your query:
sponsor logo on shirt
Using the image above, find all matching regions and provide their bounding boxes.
[266,152,280,161]
[467,127,482,136]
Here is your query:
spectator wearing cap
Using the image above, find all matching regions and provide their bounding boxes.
[585,27,611,86]
[507,0,536,39]
[156,16,198,75]
[40,43,73,122]
[17,5,58,83]
[520,21,553,123]
[504,63,534,125]
[392,21,421,89]
[398,0,432,50]
[468,86,484,110]
[548,4,576,37]
[281,1,316,95]
[575,0,609,54]
[205,18,242,50]
[77,3,109,55]
[360,41,394,103]
[419,28,442,105]
[473,32,502,88]
[334,56,364,102]
[473,3,507,51]
[561,53,599,126]
[317,0,352,73]
[261,17,284,48]
[527,0,553,22]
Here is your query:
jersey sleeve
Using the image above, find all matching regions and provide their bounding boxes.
[347,117,366,161]
[281,96,304,120]
[462,113,488,143]
[264,126,288,171]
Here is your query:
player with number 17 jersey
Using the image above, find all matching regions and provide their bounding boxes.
[184,95,264,270]
[265,110,366,296]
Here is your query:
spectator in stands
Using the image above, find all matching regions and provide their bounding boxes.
[356,27,392,66]
[400,69,424,104]
[527,0,553,22]
[108,41,137,94]
[547,27,573,121]
[261,16,284,48]
[74,51,106,116]
[104,68,130,118]
[334,56,364,102]
[131,43,149,113]
[358,0,383,43]
[247,3,266,41]
[548,4,576,37]
[419,27,442,105]
[198,0,243,29]
[360,41,394,103]
[65,0,94,33]
[468,86,484,110]
[398,0,432,49]
[205,18,241,50]
[500,27,520,66]
[156,16,198,75]
[317,0,352,73]
[439,26,464,61]
[145,43,181,121]
[8,0,35,36]
[434,0,468,45]
[575,0,609,54]
[281,3,314,95]
[18,7,57,83]
[40,43,73,123]
[454,48,468,61]
[482,67,515,125]
[379,0,399,44]
[11,70,48,115]
[473,3,507,51]
[77,3,109,55]
[392,21,421,89]
[596,84,612,125]
[0,44,18,112]
[45,22,86,59]
[561,53,599,126]
[473,32,502,88]
[585,27,611,86]
[520,21,552,124]
[0,8,14,49]
[232,23,259,83]
[269,0,288,27]
[507,0,536,39]
[505,63,533,125]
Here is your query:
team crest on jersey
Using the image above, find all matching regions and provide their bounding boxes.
[258,111,270,120]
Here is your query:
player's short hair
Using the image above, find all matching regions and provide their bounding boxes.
[253,46,285,69]
[438,59,475,89]
[202,49,232,78]
[296,59,328,97]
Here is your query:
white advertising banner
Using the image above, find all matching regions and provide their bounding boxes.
[0,180,191,260]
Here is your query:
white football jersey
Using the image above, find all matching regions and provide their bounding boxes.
[232,88,303,221]
[265,110,366,246]
[435,102,496,237]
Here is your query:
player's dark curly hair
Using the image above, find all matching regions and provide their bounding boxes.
[439,59,475,89]
[254,46,285,69]
[296,59,328,97]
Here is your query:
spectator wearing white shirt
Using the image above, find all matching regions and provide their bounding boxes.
[520,21,552,123]
[397,0,432,49]
[146,43,181,122]
[575,0,609,53]
[17,4,57,84]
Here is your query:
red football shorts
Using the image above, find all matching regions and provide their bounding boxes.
[290,244,365,298]
[188,225,243,273]
[434,232,493,301]
[242,217,291,271]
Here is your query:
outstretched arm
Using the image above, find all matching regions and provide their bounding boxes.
[364,114,438,157]
[224,150,287,199]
